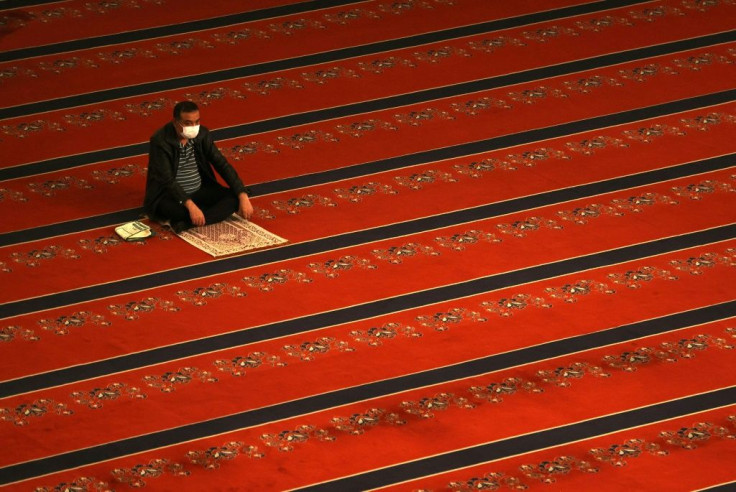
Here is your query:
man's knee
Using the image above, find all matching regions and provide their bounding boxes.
[201,190,239,224]
[216,190,238,213]
[155,198,189,222]
[224,192,239,216]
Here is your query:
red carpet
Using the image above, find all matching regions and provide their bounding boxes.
[0,0,734,490]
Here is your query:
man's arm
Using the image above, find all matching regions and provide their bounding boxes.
[201,129,253,219]
[201,130,247,195]
[148,135,189,205]
[184,199,206,226]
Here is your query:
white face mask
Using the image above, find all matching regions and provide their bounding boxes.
[180,124,200,139]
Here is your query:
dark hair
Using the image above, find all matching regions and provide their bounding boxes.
[173,101,199,120]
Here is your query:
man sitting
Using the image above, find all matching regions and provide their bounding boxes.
[143,100,253,232]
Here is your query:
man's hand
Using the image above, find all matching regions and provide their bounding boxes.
[238,192,254,220]
[185,199,206,226]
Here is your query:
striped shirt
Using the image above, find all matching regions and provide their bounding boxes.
[175,139,202,195]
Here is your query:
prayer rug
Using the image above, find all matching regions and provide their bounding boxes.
[176,214,287,257]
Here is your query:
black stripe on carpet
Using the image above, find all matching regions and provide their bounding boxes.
[2,224,733,398]
[0,0,67,10]
[0,0,366,63]
[298,386,736,491]
[700,482,736,491]
[0,208,144,247]
[247,91,736,196]
[0,0,688,120]
[1,306,733,484]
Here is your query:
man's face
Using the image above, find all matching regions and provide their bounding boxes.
[175,110,200,133]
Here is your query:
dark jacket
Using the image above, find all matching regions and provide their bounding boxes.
[143,122,247,219]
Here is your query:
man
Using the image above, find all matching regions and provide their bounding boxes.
[143,100,253,232]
